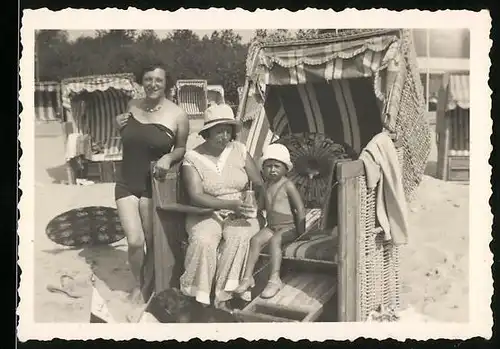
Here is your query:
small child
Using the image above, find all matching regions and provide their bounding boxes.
[235,144,306,299]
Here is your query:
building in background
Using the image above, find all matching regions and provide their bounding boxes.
[412,29,470,123]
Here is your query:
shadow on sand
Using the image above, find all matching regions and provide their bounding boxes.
[424,160,438,179]
[43,205,134,294]
[46,163,69,184]
[41,243,133,294]
[78,245,134,294]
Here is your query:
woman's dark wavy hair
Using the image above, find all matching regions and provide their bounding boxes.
[136,61,174,93]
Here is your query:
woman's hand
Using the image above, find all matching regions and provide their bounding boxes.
[153,154,173,181]
[227,200,253,215]
[116,112,130,129]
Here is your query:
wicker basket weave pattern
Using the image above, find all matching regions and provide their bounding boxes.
[357,147,403,321]
[394,32,432,202]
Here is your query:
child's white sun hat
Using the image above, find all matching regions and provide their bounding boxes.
[259,143,293,172]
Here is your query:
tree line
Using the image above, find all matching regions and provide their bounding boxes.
[35,29,319,106]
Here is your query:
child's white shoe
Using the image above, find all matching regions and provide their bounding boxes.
[260,279,283,299]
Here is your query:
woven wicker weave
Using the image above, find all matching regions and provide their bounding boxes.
[275,133,353,209]
[356,147,403,321]
[393,30,432,201]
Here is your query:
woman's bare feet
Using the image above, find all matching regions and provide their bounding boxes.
[234,277,255,294]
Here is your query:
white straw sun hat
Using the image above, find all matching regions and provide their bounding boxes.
[259,143,293,172]
[198,104,241,134]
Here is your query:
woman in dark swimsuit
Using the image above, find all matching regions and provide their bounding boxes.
[115,63,189,304]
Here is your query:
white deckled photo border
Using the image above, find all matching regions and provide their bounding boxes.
[18,8,493,342]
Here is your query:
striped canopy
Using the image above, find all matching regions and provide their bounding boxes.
[239,29,432,199]
[35,81,62,122]
[176,80,208,118]
[61,73,144,157]
[444,73,470,111]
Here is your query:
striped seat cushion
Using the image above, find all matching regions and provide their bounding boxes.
[283,227,338,262]
[262,208,339,263]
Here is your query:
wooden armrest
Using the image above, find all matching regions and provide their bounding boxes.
[156,203,214,214]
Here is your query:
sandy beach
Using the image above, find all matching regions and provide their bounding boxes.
[31,120,469,323]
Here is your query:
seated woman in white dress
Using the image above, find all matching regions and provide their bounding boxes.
[180,104,265,309]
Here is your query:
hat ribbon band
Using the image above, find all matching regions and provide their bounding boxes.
[203,118,236,127]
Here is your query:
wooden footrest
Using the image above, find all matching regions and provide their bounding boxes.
[234,272,336,322]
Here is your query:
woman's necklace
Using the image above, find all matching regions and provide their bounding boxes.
[143,99,163,113]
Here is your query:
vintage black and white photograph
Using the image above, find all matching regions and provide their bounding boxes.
[18,9,492,341]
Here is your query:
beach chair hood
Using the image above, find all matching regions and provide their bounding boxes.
[61,73,143,111]
[239,29,431,199]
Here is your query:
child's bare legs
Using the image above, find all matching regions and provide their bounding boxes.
[261,231,286,299]
[268,233,284,282]
[234,227,273,294]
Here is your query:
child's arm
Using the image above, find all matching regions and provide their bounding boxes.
[256,185,268,229]
[257,182,269,211]
[286,181,306,236]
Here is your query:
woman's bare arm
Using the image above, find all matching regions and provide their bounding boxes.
[244,152,266,210]
[183,164,239,210]
[286,181,306,236]
[168,111,189,163]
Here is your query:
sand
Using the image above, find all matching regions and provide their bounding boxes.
[30,120,469,323]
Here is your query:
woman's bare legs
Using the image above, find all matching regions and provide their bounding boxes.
[139,198,154,250]
[139,197,155,297]
[234,227,273,294]
[116,196,146,304]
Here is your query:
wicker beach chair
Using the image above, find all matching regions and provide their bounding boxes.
[436,72,470,181]
[175,80,208,119]
[207,84,225,106]
[60,73,144,184]
[35,81,63,123]
[234,29,431,322]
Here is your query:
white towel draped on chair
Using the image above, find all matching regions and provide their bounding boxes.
[65,133,92,161]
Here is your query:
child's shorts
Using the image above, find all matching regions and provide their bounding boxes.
[268,221,297,246]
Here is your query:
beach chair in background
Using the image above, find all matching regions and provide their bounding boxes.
[207,84,225,107]
[436,73,470,182]
[60,73,144,184]
[34,81,65,138]
[35,81,63,123]
[175,79,208,119]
